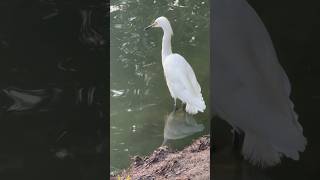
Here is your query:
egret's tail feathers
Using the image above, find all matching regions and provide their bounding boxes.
[289,100,303,132]
[242,131,307,168]
[185,97,206,114]
[242,132,282,167]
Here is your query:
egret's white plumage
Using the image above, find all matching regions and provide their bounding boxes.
[212,0,307,167]
[146,16,206,114]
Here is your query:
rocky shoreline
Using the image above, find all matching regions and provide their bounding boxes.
[111,136,210,180]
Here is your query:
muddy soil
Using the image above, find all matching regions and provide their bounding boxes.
[112,136,210,180]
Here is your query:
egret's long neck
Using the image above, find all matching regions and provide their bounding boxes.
[161,31,172,61]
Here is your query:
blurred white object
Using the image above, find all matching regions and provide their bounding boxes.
[145,16,206,114]
[212,0,307,167]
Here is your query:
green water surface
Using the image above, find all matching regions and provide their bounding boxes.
[110,0,210,174]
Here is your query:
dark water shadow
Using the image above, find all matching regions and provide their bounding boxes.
[0,0,107,179]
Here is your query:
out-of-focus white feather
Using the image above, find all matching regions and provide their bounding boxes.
[212,0,307,167]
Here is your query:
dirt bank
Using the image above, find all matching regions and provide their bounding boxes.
[112,136,210,180]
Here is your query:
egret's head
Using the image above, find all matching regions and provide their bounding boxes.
[144,16,173,35]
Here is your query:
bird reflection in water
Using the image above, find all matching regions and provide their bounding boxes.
[162,108,204,148]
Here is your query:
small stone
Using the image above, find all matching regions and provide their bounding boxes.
[132,156,144,166]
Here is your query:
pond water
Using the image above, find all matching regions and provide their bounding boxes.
[110,0,210,174]
[0,1,107,179]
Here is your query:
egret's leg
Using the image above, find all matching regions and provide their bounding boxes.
[173,98,177,111]
[176,99,184,110]
[231,128,244,159]
[181,101,186,109]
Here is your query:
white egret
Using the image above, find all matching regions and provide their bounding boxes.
[212,0,307,167]
[145,16,206,114]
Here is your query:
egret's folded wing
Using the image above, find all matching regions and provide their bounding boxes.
[164,54,199,97]
[166,54,202,96]
[185,61,202,95]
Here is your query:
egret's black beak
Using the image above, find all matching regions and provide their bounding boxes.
[144,24,153,31]
[144,22,156,31]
